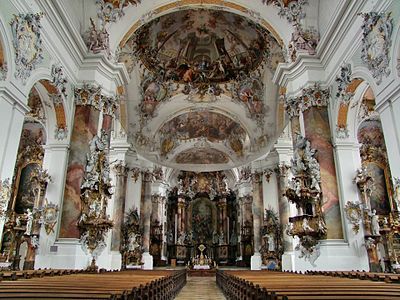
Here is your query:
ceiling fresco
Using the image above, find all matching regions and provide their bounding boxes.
[159,111,247,158]
[123,8,287,171]
[123,9,274,84]
[175,148,230,164]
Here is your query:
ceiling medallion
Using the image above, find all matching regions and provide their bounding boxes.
[10,13,44,84]
[360,12,393,85]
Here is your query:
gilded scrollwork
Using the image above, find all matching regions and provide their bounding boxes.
[41,200,59,235]
[344,201,363,234]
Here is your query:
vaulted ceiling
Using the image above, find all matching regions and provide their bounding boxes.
[120,8,287,171]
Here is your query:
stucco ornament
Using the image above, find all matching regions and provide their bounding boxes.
[0,63,8,81]
[263,0,308,25]
[344,201,362,234]
[10,13,44,84]
[335,63,352,101]
[360,12,393,85]
[41,201,59,235]
[51,64,68,97]
[96,0,141,26]
[0,178,11,219]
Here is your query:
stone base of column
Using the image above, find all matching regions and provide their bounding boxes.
[250,252,262,270]
[142,252,153,270]
[287,240,369,271]
[282,251,296,271]
[107,251,122,270]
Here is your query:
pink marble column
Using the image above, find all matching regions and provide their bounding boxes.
[252,172,263,254]
[59,105,100,238]
[141,171,153,253]
[275,164,293,251]
[303,106,343,239]
[111,163,128,251]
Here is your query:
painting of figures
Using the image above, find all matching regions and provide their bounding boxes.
[160,111,247,157]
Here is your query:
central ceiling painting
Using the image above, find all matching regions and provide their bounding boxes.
[129,9,270,83]
[122,8,287,171]
[159,111,247,158]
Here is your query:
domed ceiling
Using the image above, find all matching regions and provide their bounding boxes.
[120,8,286,171]
[129,9,271,83]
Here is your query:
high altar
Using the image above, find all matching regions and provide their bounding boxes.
[163,171,243,266]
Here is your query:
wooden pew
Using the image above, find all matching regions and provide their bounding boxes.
[217,270,400,300]
[0,269,187,299]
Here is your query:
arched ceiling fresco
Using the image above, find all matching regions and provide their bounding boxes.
[122,8,287,171]
[126,9,271,83]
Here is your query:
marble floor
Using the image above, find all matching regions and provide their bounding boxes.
[175,276,226,300]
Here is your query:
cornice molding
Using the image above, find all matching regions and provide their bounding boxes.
[37,1,130,91]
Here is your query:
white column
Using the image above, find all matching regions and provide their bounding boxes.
[332,140,370,271]
[0,91,28,246]
[34,143,81,269]
[376,99,400,178]
[0,92,28,179]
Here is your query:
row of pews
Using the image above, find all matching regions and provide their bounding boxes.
[305,270,400,283]
[0,269,186,299]
[216,269,400,299]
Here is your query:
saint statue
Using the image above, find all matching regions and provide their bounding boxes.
[371,209,380,236]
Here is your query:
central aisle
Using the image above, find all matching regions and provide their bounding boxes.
[175,276,226,300]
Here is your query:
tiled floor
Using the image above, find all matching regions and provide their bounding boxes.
[175,276,226,299]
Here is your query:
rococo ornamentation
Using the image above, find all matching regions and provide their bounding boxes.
[285,135,326,266]
[0,179,11,219]
[288,26,319,62]
[0,62,8,81]
[41,200,59,234]
[10,13,44,84]
[285,83,330,118]
[96,0,141,26]
[121,208,143,268]
[335,63,353,103]
[261,208,283,269]
[360,12,393,85]
[344,201,362,234]
[51,64,68,97]
[262,0,308,25]
[79,130,113,270]
[74,84,119,116]
[84,18,111,59]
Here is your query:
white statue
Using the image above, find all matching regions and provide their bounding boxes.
[25,209,33,235]
[286,223,294,235]
[265,233,275,252]
[302,218,314,232]
[128,233,140,251]
[371,209,380,236]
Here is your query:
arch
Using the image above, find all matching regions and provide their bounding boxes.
[113,0,287,51]
[0,15,14,81]
[390,21,400,79]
